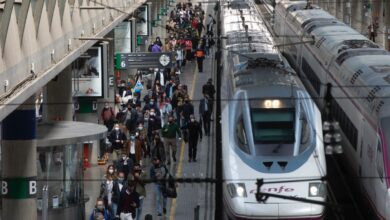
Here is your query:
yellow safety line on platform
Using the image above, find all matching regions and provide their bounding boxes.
[169,65,199,220]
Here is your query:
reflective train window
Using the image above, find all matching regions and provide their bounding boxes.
[250,108,295,144]
[299,107,311,153]
[236,115,250,154]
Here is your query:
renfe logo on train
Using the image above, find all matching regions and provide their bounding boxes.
[249,186,295,194]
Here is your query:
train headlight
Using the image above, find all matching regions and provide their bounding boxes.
[227,183,247,198]
[308,182,325,197]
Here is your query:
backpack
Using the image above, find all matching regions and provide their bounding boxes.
[213,18,216,25]
[148,44,153,52]
[162,166,177,198]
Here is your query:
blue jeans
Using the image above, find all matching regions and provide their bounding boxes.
[136,197,144,220]
[155,184,167,214]
[111,202,118,218]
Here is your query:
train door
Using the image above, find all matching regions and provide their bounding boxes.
[359,119,377,204]
[373,135,386,217]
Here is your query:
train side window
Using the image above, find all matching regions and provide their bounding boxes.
[376,140,384,182]
[236,116,250,154]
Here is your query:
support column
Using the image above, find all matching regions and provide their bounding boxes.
[344,0,352,26]
[328,0,337,16]
[146,2,153,49]
[351,0,362,33]
[385,1,390,50]
[1,96,37,220]
[372,0,383,45]
[335,0,343,20]
[44,66,73,121]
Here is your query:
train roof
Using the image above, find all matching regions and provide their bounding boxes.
[222,0,280,62]
[340,55,390,116]
[233,65,301,90]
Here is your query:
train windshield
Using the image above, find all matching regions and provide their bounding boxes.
[380,117,390,178]
[250,108,295,144]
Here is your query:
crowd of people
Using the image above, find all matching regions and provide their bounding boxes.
[92,2,216,220]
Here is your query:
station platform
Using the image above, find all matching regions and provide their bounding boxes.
[84,1,217,217]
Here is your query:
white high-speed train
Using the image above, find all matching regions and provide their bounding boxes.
[274,1,390,219]
[220,0,326,219]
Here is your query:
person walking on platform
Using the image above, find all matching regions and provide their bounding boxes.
[150,157,169,216]
[125,103,138,135]
[195,46,205,73]
[117,181,140,220]
[199,94,213,136]
[111,171,127,219]
[184,114,202,162]
[181,97,194,127]
[127,164,146,220]
[101,103,115,132]
[100,165,117,218]
[147,108,162,148]
[89,198,113,220]
[202,78,216,101]
[116,152,134,180]
[151,134,166,164]
[161,115,182,165]
[206,14,215,37]
[109,124,127,163]
[126,134,145,166]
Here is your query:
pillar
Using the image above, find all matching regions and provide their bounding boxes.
[351,0,362,33]
[335,0,343,20]
[328,0,337,17]
[1,96,37,220]
[344,0,352,26]
[385,1,390,50]
[44,66,73,121]
[372,0,383,46]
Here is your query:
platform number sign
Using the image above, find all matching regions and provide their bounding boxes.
[2,177,37,199]
[121,61,126,68]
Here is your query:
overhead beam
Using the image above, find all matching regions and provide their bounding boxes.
[18,0,31,44]
[0,0,15,54]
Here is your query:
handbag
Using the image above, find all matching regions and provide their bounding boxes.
[162,169,177,198]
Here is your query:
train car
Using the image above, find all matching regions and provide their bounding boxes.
[220,0,326,219]
[274,1,390,219]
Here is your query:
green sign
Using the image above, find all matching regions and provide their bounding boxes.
[2,177,37,199]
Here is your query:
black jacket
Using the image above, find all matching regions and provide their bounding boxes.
[185,121,202,142]
[117,190,140,218]
[108,130,127,150]
[151,141,166,162]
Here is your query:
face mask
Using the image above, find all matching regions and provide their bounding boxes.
[191,119,195,122]
[118,177,124,182]
[131,136,135,141]
[150,112,155,116]
[138,126,143,130]
[150,102,154,105]
[108,169,114,174]
[122,156,127,160]
[97,205,104,210]
[114,127,119,130]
